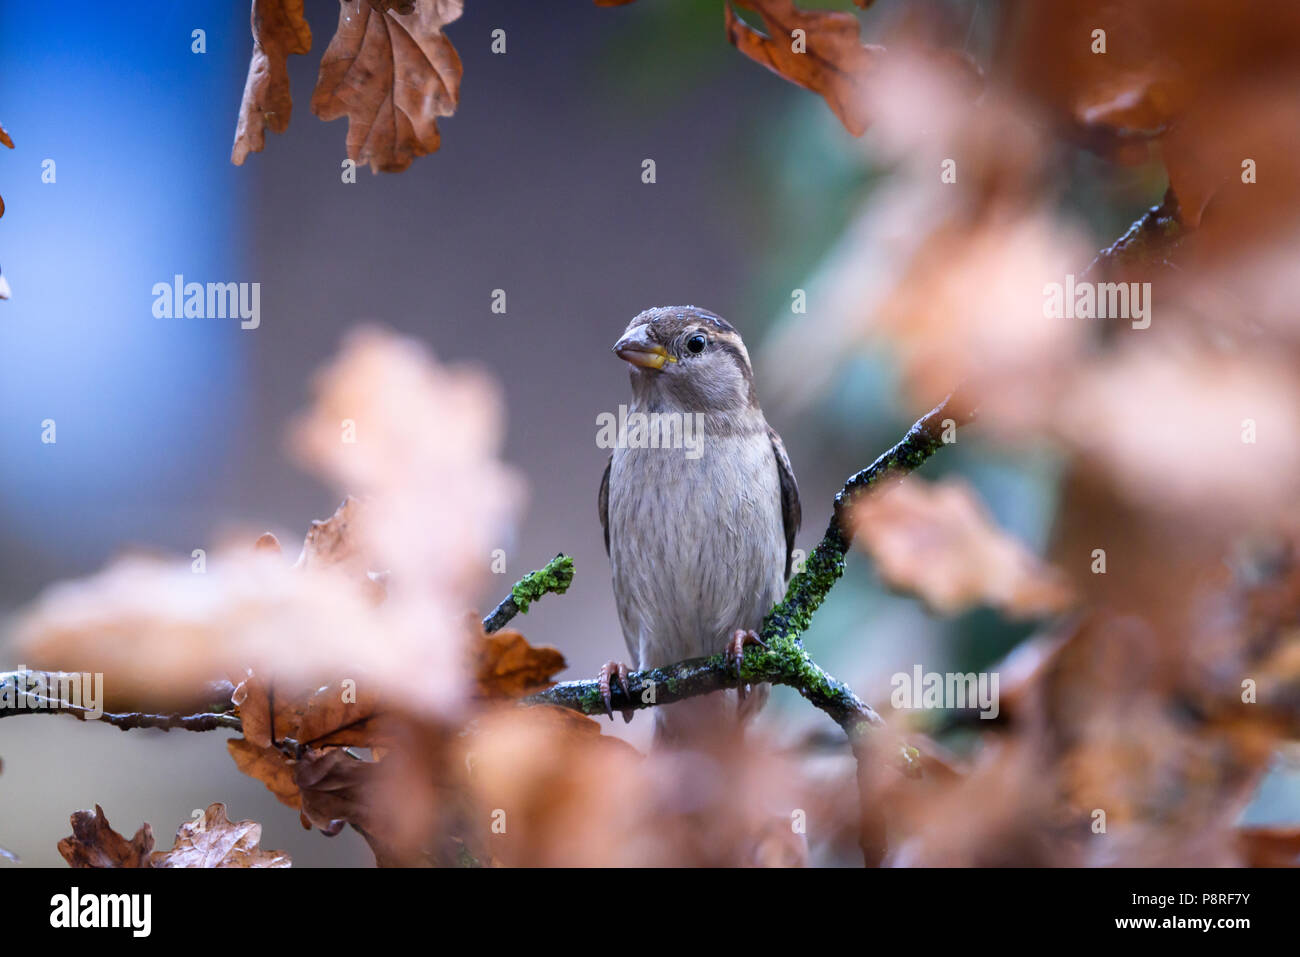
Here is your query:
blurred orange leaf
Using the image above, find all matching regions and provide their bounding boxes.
[1237,826,1300,868]
[1003,0,1300,230]
[294,494,371,573]
[853,477,1074,618]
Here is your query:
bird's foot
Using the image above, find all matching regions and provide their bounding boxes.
[597,660,635,723]
[725,629,768,701]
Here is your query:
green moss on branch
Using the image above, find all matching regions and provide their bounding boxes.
[482,553,574,633]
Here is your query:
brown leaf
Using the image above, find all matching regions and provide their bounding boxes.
[473,627,566,699]
[289,327,524,606]
[294,748,384,838]
[291,497,391,606]
[1003,0,1300,232]
[725,0,883,137]
[311,0,464,173]
[1054,350,1300,520]
[231,0,312,165]
[463,705,818,866]
[296,679,396,748]
[58,806,154,868]
[294,495,370,572]
[227,737,302,811]
[230,673,280,748]
[232,671,394,750]
[293,739,461,866]
[1237,826,1300,867]
[151,803,290,868]
[853,477,1074,618]
[254,531,282,553]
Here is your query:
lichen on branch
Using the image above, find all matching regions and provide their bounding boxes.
[481,553,575,634]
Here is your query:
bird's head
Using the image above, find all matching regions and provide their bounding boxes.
[612,306,757,414]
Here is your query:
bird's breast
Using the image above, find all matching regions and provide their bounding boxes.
[607,429,785,665]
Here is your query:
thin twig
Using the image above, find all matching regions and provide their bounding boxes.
[1,670,240,732]
[481,553,575,633]
[0,689,240,733]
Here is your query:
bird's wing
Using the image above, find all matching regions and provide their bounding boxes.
[768,426,802,579]
[598,453,612,555]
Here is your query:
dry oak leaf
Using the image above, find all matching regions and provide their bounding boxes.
[284,495,388,602]
[473,627,566,699]
[152,803,290,868]
[292,746,437,866]
[295,494,370,573]
[295,679,397,747]
[58,805,154,868]
[232,0,313,165]
[853,476,1074,618]
[725,0,883,137]
[311,0,464,173]
[294,747,385,838]
[232,670,397,751]
[254,531,282,553]
[228,736,304,812]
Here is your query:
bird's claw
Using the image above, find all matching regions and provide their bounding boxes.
[725,629,767,699]
[597,660,633,722]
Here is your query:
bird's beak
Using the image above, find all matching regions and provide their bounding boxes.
[613,328,676,371]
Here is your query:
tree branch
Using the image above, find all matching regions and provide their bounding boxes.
[1082,187,1184,278]
[0,671,241,732]
[528,647,920,773]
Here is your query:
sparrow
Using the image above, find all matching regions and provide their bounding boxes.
[598,306,800,745]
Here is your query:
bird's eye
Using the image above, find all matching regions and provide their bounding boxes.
[685,334,707,355]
